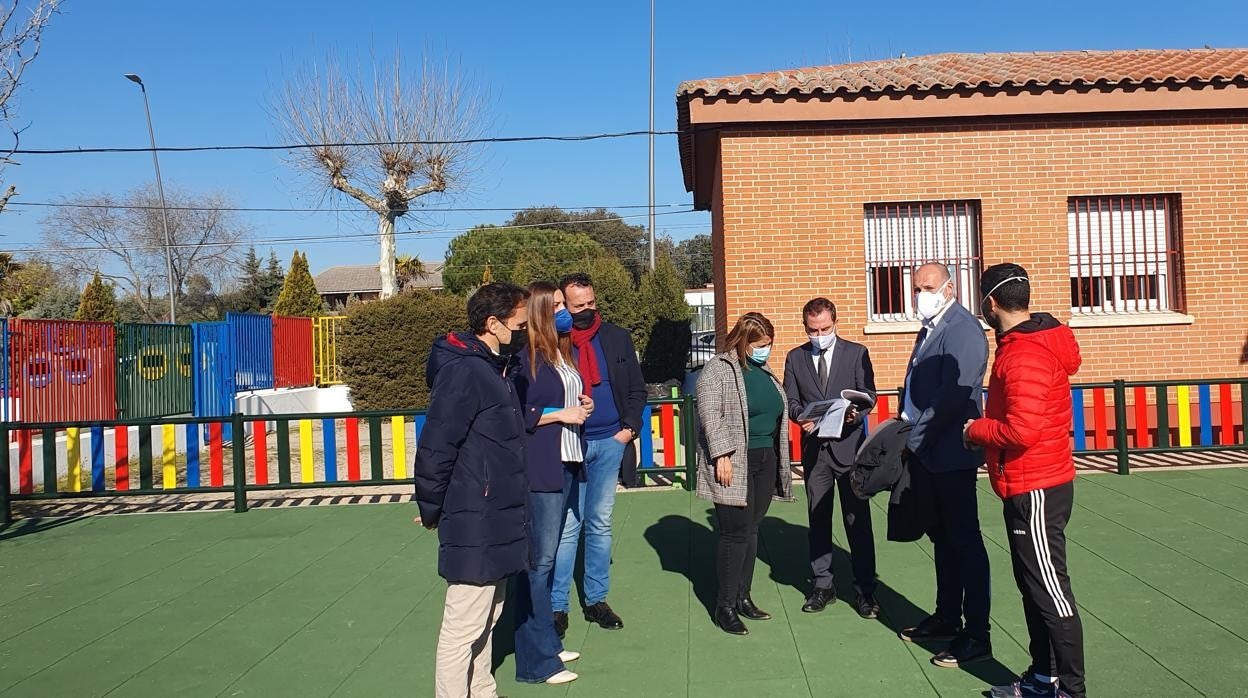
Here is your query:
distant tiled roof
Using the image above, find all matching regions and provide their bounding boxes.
[677,48,1248,98]
[314,262,444,295]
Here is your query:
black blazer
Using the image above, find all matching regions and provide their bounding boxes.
[782,338,877,473]
[513,349,587,492]
[592,321,648,438]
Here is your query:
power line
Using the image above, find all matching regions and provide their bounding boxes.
[5,200,696,214]
[17,208,700,255]
[10,128,693,156]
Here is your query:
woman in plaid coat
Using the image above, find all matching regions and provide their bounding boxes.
[695,312,793,636]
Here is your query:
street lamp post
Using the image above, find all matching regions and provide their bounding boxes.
[647,0,656,271]
[124,73,177,324]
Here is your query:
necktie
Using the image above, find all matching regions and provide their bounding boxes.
[817,351,829,391]
[910,326,929,364]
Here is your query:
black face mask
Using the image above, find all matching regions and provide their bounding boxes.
[498,327,528,356]
[570,309,598,330]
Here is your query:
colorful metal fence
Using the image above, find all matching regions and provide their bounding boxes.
[7,319,117,423]
[2,380,1246,525]
[313,316,344,386]
[192,322,235,418]
[226,313,275,392]
[116,323,194,419]
[273,315,314,388]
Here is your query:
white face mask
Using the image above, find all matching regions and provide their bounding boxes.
[809,332,835,351]
[916,289,951,321]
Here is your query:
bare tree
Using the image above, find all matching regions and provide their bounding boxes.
[39,186,247,321]
[0,0,61,213]
[273,49,486,298]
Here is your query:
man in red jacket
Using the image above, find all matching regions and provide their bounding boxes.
[964,263,1086,698]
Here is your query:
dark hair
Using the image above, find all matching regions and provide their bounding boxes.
[558,272,594,294]
[468,282,529,334]
[801,297,838,326]
[979,263,1030,312]
[724,312,775,368]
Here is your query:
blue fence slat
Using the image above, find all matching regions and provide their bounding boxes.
[639,404,655,469]
[0,318,7,422]
[186,423,201,488]
[1071,388,1087,452]
[90,425,105,492]
[322,418,337,483]
[226,313,274,391]
[1198,384,1213,446]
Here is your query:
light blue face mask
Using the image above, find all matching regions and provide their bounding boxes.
[749,346,772,364]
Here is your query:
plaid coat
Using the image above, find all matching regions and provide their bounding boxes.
[694,351,794,507]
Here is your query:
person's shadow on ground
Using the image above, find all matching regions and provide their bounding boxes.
[647,509,1016,688]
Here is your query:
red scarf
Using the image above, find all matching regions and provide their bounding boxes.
[569,313,603,388]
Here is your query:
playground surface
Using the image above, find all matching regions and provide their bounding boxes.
[2,468,1247,697]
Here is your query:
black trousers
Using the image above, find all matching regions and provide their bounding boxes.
[713,447,776,608]
[1004,481,1086,698]
[911,464,992,638]
[806,460,877,594]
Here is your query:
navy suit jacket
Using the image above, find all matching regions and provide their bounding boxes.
[513,348,587,492]
[782,338,876,473]
[903,302,988,472]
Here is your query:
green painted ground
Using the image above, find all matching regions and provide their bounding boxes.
[2,469,1247,697]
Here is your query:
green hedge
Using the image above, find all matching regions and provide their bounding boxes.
[338,290,466,411]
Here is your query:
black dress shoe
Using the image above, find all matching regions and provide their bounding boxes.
[931,633,993,668]
[553,611,568,639]
[714,606,749,635]
[583,602,624,630]
[853,592,880,619]
[802,587,836,613]
[898,615,963,643]
[736,597,771,621]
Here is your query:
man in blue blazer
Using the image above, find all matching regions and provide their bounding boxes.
[897,263,992,670]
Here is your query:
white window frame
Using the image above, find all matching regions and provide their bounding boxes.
[863,201,982,323]
[1067,195,1181,315]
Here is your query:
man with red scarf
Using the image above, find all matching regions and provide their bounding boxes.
[550,272,647,638]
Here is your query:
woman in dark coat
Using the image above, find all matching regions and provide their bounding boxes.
[510,281,593,685]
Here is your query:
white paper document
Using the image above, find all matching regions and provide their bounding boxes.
[796,389,876,440]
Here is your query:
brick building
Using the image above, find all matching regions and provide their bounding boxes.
[676,49,1248,391]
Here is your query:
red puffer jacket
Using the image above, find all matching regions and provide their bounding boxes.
[967,314,1082,499]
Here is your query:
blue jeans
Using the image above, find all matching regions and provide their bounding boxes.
[514,490,568,683]
[552,436,626,612]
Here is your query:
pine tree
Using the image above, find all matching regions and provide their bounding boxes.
[262,250,286,310]
[75,272,120,323]
[274,251,323,316]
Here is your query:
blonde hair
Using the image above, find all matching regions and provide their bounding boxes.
[724,312,774,368]
[525,281,572,377]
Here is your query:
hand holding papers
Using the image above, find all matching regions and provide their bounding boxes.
[796,389,876,439]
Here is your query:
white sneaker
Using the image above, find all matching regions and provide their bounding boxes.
[558,650,581,663]
[546,670,578,685]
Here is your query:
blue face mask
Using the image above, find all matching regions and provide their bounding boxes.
[554,308,574,334]
[749,346,772,364]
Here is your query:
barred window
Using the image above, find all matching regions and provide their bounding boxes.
[863,201,983,323]
[1068,195,1184,315]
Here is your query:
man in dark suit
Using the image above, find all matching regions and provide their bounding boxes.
[897,263,992,669]
[782,298,879,618]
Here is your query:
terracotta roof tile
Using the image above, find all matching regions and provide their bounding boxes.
[677,48,1248,98]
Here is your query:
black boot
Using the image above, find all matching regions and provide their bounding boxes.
[714,606,749,635]
[736,597,772,621]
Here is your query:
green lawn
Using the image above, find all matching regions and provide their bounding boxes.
[2,469,1247,697]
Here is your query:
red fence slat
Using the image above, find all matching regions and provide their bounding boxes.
[1219,383,1235,446]
[1092,388,1109,450]
[1133,386,1149,448]
[208,422,224,487]
[272,316,315,389]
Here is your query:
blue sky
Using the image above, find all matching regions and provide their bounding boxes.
[3,0,1246,278]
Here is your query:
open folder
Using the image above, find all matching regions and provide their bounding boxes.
[795,389,876,439]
